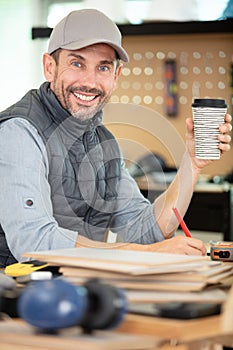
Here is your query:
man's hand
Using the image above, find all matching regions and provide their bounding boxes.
[186,113,232,170]
[76,235,206,256]
[146,236,206,256]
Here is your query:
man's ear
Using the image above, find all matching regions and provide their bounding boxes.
[43,53,56,82]
[115,62,123,80]
[113,62,123,90]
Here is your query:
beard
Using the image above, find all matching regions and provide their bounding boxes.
[53,80,111,121]
[69,86,111,121]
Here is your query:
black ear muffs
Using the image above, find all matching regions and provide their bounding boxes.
[17,278,127,332]
[80,279,127,331]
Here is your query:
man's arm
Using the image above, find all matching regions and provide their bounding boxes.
[76,114,231,257]
[76,234,206,255]
[154,115,232,238]
[0,118,78,261]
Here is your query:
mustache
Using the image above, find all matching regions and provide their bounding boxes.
[68,86,105,97]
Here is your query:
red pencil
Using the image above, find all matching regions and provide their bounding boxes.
[172,207,192,237]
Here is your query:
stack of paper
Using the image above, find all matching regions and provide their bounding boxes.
[23,248,233,304]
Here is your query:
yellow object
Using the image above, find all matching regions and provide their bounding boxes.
[5,262,49,277]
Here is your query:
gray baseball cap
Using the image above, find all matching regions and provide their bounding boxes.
[48,9,129,62]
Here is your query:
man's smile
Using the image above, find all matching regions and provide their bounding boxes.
[73,92,97,102]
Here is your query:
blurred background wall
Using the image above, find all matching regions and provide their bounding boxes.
[0,0,232,177]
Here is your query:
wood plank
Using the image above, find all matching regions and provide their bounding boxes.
[0,320,158,350]
[23,247,207,267]
[59,262,231,282]
[126,288,227,304]
[117,313,222,342]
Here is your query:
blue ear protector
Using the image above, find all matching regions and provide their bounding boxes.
[17,278,127,332]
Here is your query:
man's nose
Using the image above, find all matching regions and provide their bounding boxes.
[80,68,98,87]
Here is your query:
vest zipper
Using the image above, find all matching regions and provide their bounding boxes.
[83,129,99,239]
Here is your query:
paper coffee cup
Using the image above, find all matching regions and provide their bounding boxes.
[192,98,228,160]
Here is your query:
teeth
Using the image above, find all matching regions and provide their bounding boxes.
[74,93,96,102]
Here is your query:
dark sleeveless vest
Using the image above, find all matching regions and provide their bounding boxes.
[0,82,121,267]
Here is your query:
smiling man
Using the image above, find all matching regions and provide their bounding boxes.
[0,9,231,267]
[44,44,122,121]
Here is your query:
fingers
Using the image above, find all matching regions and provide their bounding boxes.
[218,114,232,152]
[174,236,206,256]
[219,136,231,152]
[186,237,207,256]
[151,236,206,256]
[219,115,232,134]
[219,124,232,135]
[187,114,232,133]
[185,117,194,133]
[224,113,232,123]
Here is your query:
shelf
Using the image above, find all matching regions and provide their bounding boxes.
[31,19,233,40]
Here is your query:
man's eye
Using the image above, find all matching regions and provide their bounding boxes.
[72,62,81,68]
[99,66,109,72]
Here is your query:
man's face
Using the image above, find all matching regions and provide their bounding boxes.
[43,44,122,121]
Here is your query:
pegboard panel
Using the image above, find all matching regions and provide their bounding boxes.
[105,32,233,176]
[112,33,232,116]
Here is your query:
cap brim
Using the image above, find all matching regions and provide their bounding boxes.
[60,38,129,62]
